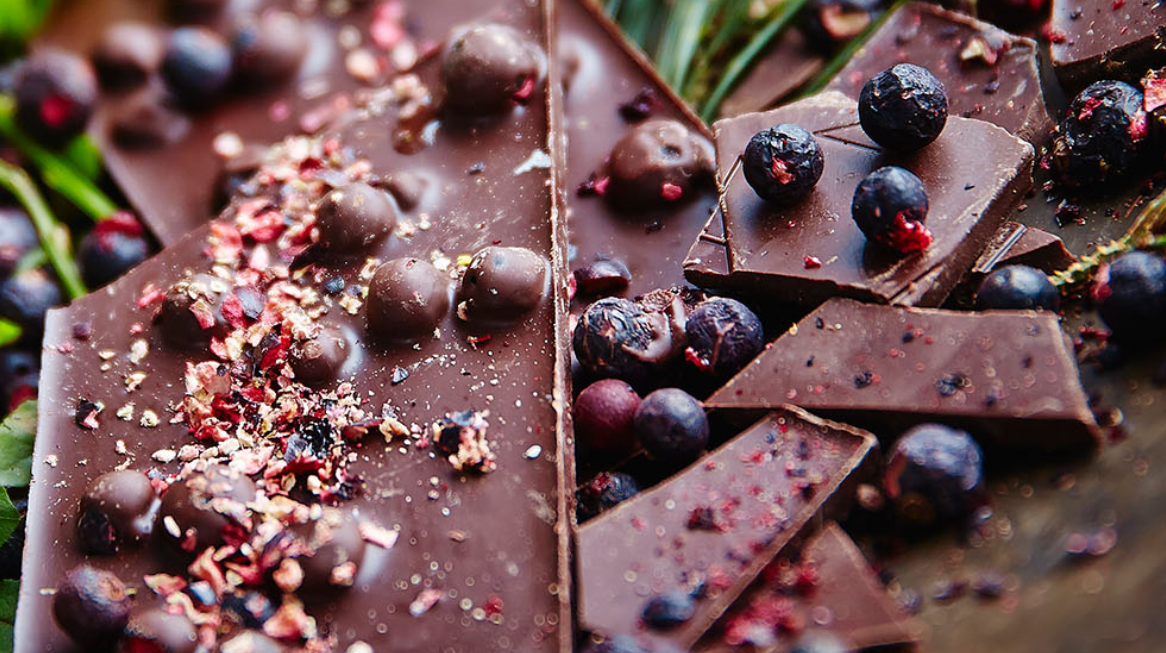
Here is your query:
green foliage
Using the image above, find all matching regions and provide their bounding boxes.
[0,0,55,58]
[0,402,36,488]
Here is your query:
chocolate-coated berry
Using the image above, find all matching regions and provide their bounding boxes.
[315,182,398,252]
[1094,251,1166,345]
[802,0,881,50]
[574,258,632,296]
[290,325,350,386]
[851,166,932,254]
[574,378,641,457]
[230,10,307,83]
[573,297,674,386]
[641,592,696,630]
[635,388,709,462]
[292,508,366,593]
[0,207,40,280]
[974,265,1060,312]
[156,273,227,349]
[91,22,164,89]
[366,258,450,343]
[582,637,649,653]
[0,268,61,334]
[52,565,131,646]
[575,472,640,520]
[120,609,198,653]
[161,27,233,106]
[684,297,764,379]
[1050,80,1148,187]
[743,123,824,204]
[158,464,256,556]
[605,119,714,210]
[884,423,983,525]
[456,246,548,323]
[858,63,948,151]
[77,470,158,555]
[441,24,541,115]
[14,49,97,147]
[78,212,151,288]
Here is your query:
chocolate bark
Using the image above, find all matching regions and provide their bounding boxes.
[825,2,1054,145]
[706,297,1102,454]
[1049,0,1166,91]
[687,92,1034,307]
[18,3,574,652]
[576,407,877,650]
[698,522,923,653]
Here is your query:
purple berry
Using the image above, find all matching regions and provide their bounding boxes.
[574,379,641,457]
[743,124,824,204]
[1093,251,1166,345]
[635,388,708,462]
[573,297,676,386]
[641,592,696,630]
[1051,80,1148,187]
[79,212,151,288]
[974,265,1060,312]
[884,424,983,525]
[0,207,40,280]
[684,297,764,379]
[576,472,640,520]
[0,349,38,411]
[0,268,62,334]
[161,27,233,107]
[14,49,97,147]
[851,166,932,255]
[858,63,948,151]
[52,565,131,646]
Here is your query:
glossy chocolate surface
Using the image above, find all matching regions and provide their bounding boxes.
[1049,0,1166,90]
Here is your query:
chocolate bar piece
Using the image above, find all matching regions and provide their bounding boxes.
[576,407,877,650]
[720,28,826,119]
[697,522,923,653]
[1049,0,1166,90]
[688,92,1034,307]
[18,4,574,652]
[825,2,1054,145]
[705,297,1102,454]
[946,221,1077,308]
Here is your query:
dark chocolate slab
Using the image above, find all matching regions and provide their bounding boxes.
[971,221,1077,276]
[703,91,1034,307]
[576,407,877,650]
[18,3,574,651]
[698,522,923,653]
[825,2,1054,145]
[1049,0,1166,90]
[706,297,1102,454]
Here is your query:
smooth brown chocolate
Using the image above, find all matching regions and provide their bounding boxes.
[947,221,1077,308]
[705,297,1102,454]
[1049,0,1166,90]
[366,257,452,343]
[456,246,550,324]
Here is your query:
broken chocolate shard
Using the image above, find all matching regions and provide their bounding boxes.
[825,2,1054,145]
[705,297,1102,454]
[576,407,877,651]
[1049,0,1166,91]
[688,92,1033,307]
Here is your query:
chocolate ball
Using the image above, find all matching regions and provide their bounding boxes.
[158,464,256,556]
[367,258,450,343]
[378,172,429,211]
[441,23,542,115]
[574,379,641,458]
[456,246,548,324]
[52,565,131,646]
[14,49,98,147]
[92,22,165,90]
[77,469,158,555]
[293,509,366,593]
[231,10,308,83]
[109,88,191,148]
[315,182,398,252]
[605,119,713,211]
[119,609,198,653]
[290,325,349,386]
[156,273,228,349]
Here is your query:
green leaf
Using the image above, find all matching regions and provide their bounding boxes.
[0,158,88,299]
[0,489,19,549]
[61,135,103,182]
[0,577,18,653]
[655,0,714,93]
[0,321,19,351]
[0,402,36,488]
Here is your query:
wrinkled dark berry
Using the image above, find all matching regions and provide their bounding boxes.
[743,123,824,204]
[78,212,151,288]
[0,268,62,334]
[574,259,632,296]
[1051,80,1147,187]
[576,471,640,520]
[851,166,932,254]
[858,63,948,151]
[120,608,198,653]
[684,297,764,379]
[605,119,714,211]
[158,464,256,556]
[366,258,450,343]
[0,207,40,280]
[975,265,1060,312]
[582,636,650,653]
[456,246,548,324]
[635,388,709,461]
[14,49,97,147]
[230,10,307,83]
[1094,251,1166,345]
[315,182,398,253]
[77,469,158,555]
[641,592,696,629]
[91,22,165,89]
[574,378,641,457]
[441,24,542,115]
[52,565,131,646]
[161,27,233,107]
[884,423,984,526]
[573,297,676,386]
[802,0,881,51]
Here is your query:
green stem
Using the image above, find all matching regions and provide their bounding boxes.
[700,0,814,122]
[1051,187,1166,291]
[0,96,117,222]
[0,160,87,299]
[655,0,713,92]
[796,0,909,99]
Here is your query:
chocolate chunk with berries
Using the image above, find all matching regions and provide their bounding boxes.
[230,10,308,83]
[885,423,984,526]
[315,182,398,253]
[576,471,641,521]
[573,297,677,386]
[684,297,764,379]
[975,265,1060,312]
[742,123,824,205]
[91,22,164,89]
[456,246,548,324]
[1050,80,1149,187]
[161,27,233,107]
[77,470,158,555]
[441,24,542,115]
[290,325,350,386]
[851,166,932,254]
[858,63,948,151]
[634,388,708,462]
[574,378,641,458]
[14,49,97,146]
[366,257,450,343]
[156,273,228,349]
[574,259,632,296]
[604,119,714,211]
[52,565,131,646]
[1094,251,1166,345]
[157,464,256,556]
[290,508,366,593]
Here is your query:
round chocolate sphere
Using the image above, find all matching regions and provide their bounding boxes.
[156,273,227,349]
[14,49,98,147]
[441,23,542,115]
[77,469,158,555]
[292,509,366,593]
[231,10,308,83]
[161,27,233,107]
[858,63,948,151]
[119,609,198,653]
[605,119,713,211]
[742,124,824,205]
[52,565,131,646]
[158,464,256,556]
[367,258,450,342]
[92,22,165,89]
[456,246,548,323]
[290,325,350,386]
[315,182,398,252]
